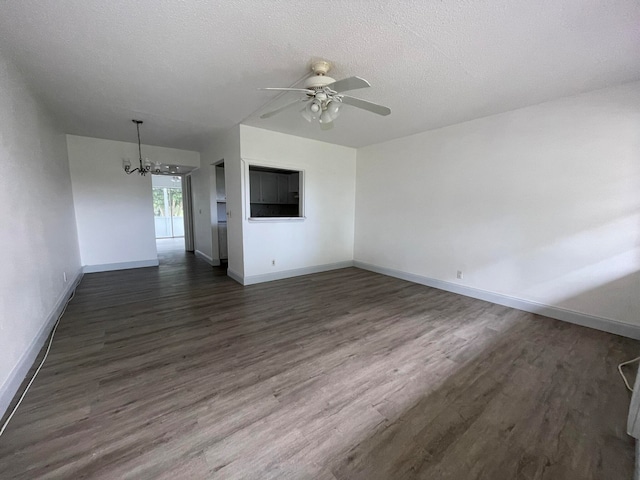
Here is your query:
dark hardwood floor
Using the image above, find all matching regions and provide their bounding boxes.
[0,241,637,479]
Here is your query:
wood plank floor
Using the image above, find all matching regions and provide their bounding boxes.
[0,243,638,479]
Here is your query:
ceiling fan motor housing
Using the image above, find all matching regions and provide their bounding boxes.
[303,60,336,90]
[304,75,336,90]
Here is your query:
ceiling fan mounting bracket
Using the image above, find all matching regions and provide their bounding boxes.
[310,60,331,76]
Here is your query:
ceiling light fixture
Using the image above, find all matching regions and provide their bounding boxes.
[122,120,161,176]
[259,60,390,130]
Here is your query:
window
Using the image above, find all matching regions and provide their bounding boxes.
[248,166,302,219]
[153,187,184,238]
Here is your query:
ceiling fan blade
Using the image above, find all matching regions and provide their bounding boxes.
[325,76,371,93]
[259,87,315,94]
[340,95,391,116]
[260,98,308,119]
[320,121,334,131]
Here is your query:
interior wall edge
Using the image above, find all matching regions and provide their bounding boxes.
[0,268,83,420]
[195,249,220,267]
[226,268,244,285]
[353,260,640,340]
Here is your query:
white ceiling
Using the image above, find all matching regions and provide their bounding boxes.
[1,0,639,150]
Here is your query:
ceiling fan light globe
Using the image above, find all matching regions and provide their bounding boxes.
[327,101,341,119]
[305,101,321,120]
[320,110,333,124]
[301,109,313,122]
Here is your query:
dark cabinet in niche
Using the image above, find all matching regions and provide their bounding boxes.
[249,166,301,218]
[260,172,278,203]
[277,175,289,204]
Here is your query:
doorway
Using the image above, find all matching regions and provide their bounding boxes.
[152,175,184,239]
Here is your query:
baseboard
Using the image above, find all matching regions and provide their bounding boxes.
[0,268,83,420]
[242,261,354,286]
[195,250,220,267]
[83,259,159,273]
[227,268,244,285]
[354,261,640,340]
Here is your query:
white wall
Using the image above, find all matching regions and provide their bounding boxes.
[355,82,640,327]
[239,125,356,282]
[67,135,199,271]
[190,165,214,263]
[0,53,80,413]
[196,126,243,273]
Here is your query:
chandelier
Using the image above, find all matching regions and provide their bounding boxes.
[123,120,161,176]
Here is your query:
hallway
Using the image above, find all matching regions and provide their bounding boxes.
[156,237,188,264]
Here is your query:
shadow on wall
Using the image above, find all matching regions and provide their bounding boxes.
[438,200,640,327]
[379,142,640,323]
[463,208,640,308]
[555,271,640,324]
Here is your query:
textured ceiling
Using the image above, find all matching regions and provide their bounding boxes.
[1,0,639,150]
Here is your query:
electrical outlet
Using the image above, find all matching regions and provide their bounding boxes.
[63,271,67,282]
[272,259,276,266]
[456,270,463,279]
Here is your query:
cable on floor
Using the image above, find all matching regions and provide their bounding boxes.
[618,356,640,393]
[0,288,76,438]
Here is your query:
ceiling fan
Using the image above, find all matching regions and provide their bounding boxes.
[259,60,391,130]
